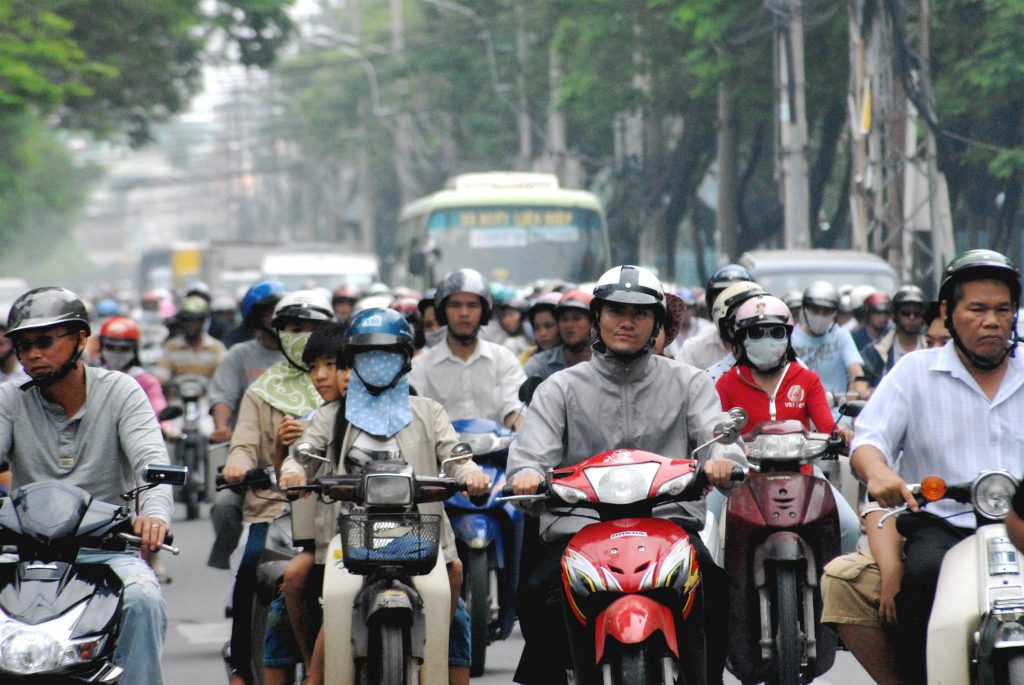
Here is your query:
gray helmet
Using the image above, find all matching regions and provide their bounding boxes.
[7,287,91,338]
[435,268,493,326]
[272,289,334,328]
[893,284,927,309]
[802,281,840,310]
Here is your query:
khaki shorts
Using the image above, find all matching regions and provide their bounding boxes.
[820,546,882,627]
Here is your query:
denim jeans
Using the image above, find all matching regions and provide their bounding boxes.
[77,550,168,685]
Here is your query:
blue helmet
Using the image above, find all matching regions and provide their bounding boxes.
[341,307,414,369]
[95,298,119,318]
[241,280,287,320]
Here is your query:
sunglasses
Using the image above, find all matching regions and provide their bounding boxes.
[14,331,78,355]
[746,325,789,341]
[102,342,135,352]
[897,308,924,318]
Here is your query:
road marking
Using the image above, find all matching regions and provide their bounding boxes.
[175,620,231,645]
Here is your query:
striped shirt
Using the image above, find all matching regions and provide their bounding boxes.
[851,342,1024,525]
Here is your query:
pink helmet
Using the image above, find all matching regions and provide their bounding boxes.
[733,295,795,335]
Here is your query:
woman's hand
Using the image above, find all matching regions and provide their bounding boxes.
[276,416,305,449]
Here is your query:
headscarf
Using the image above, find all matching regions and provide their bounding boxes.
[345,350,413,437]
[248,331,322,415]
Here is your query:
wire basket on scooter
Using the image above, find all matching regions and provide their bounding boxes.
[339,512,441,576]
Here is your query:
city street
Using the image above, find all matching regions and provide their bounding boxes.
[162,503,875,684]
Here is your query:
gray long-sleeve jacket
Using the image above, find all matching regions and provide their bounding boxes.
[0,366,173,523]
[507,349,746,541]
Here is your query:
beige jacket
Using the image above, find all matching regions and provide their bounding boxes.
[225,389,289,523]
[282,396,480,564]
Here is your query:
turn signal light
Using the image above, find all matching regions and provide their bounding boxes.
[920,476,947,502]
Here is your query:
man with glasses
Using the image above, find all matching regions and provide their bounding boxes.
[861,285,928,387]
[0,287,173,685]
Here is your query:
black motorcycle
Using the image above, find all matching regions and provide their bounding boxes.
[0,464,186,682]
[168,373,210,520]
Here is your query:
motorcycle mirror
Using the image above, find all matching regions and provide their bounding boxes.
[440,442,474,475]
[726,407,748,430]
[519,376,543,405]
[157,405,183,422]
[294,442,330,466]
[839,400,867,418]
[712,420,741,445]
[144,464,189,486]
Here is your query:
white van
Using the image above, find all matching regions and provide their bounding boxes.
[738,249,899,296]
[261,250,379,292]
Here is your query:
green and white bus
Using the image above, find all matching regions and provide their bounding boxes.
[395,172,610,289]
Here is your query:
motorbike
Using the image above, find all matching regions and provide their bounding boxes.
[882,471,1024,684]
[443,418,521,676]
[167,373,211,520]
[499,417,746,685]
[0,464,186,683]
[290,443,472,685]
[720,404,856,685]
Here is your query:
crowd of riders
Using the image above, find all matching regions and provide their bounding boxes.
[0,246,1021,685]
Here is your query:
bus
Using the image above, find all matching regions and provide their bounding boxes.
[395,172,610,289]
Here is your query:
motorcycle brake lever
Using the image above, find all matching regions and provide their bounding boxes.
[875,504,908,529]
[117,532,181,556]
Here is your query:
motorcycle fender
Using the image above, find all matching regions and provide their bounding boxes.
[752,532,816,588]
[352,583,420,660]
[593,594,679,664]
[452,513,499,551]
[927,535,980,684]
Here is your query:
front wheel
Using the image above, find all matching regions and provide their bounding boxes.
[602,643,679,685]
[771,566,803,685]
[466,547,490,677]
[376,623,408,685]
[1004,650,1024,684]
[180,442,202,520]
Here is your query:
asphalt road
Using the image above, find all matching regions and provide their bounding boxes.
[162,503,876,684]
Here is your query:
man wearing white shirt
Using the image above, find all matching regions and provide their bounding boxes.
[410,268,526,430]
[852,249,1024,684]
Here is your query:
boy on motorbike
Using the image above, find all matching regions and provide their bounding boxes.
[852,249,1024,684]
[507,265,746,685]
[279,307,490,685]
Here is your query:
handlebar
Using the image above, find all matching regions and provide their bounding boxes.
[216,468,273,491]
[117,532,181,556]
[497,466,746,504]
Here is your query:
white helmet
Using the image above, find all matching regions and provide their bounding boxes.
[848,284,877,313]
[590,265,667,324]
[272,289,333,328]
[711,281,765,342]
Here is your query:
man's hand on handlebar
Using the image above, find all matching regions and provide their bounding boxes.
[703,459,738,488]
[464,471,491,498]
[134,515,168,552]
[279,470,309,498]
[221,463,249,484]
[866,465,919,511]
[509,471,543,496]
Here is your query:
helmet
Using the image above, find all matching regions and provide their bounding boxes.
[662,292,688,346]
[391,297,421,325]
[710,281,764,341]
[706,264,753,309]
[802,281,840,310]
[733,295,795,336]
[212,294,238,313]
[332,283,363,305]
[525,292,562,326]
[185,282,212,303]
[242,281,287,319]
[99,316,140,342]
[353,294,395,315]
[591,265,666,316]
[272,290,333,328]
[365,282,390,297]
[893,284,927,309]
[675,287,698,306]
[864,292,892,314]
[177,295,211,320]
[417,288,437,315]
[939,250,1021,304]
[849,284,878,313]
[783,291,804,311]
[95,298,119,318]
[343,307,414,363]
[7,287,92,337]
[434,268,493,326]
[555,289,593,317]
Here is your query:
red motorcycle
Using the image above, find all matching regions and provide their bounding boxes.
[722,405,859,685]
[502,420,744,685]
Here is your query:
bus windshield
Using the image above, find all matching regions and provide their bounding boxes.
[427,206,607,285]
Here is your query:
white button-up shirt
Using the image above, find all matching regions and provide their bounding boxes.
[409,336,526,425]
[851,342,1024,525]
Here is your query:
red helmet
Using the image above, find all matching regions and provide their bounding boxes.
[99,316,141,342]
[332,283,363,305]
[555,289,593,317]
[390,297,422,325]
[864,292,892,313]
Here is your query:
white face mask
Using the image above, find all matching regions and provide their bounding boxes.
[803,311,835,336]
[424,326,447,348]
[743,336,789,372]
[103,350,135,371]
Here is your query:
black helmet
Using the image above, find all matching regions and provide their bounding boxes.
[7,287,91,338]
[417,288,437,316]
[893,284,927,309]
[938,250,1021,305]
[706,264,753,310]
[434,269,493,326]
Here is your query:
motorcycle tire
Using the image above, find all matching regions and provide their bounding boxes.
[374,623,408,685]
[771,566,802,685]
[1005,650,1024,684]
[467,547,490,677]
[602,643,671,685]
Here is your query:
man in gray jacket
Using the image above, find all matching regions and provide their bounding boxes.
[0,287,173,685]
[507,265,746,685]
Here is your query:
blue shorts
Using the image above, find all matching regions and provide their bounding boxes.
[449,596,471,668]
[263,594,301,667]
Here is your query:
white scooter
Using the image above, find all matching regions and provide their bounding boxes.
[882,471,1024,684]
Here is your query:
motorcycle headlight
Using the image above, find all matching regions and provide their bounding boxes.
[584,463,659,505]
[746,434,806,461]
[656,473,695,497]
[973,471,1019,520]
[0,603,99,675]
[364,474,413,507]
[550,482,590,504]
[0,630,59,673]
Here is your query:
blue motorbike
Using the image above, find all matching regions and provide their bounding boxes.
[444,419,522,677]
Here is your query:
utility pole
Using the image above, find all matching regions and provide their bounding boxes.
[776,0,811,250]
[514,2,532,170]
[390,0,419,207]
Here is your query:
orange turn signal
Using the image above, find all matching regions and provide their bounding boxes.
[920,476,947,502]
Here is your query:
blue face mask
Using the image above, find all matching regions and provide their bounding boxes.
[346,350,414,437]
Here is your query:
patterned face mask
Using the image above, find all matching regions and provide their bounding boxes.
[346,350,414,437]
[353,350,405,390]
[278,331,312,368]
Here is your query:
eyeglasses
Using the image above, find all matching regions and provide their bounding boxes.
[746,325,789,341]
[897,308,924,318]
[14,331,78,355]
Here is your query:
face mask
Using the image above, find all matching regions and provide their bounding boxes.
[103,350,135,371]
[425,326,447,348]
[744,336,789,372]
[354,350,406,390]
[804,311,835,336]
[278,331,311,365]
